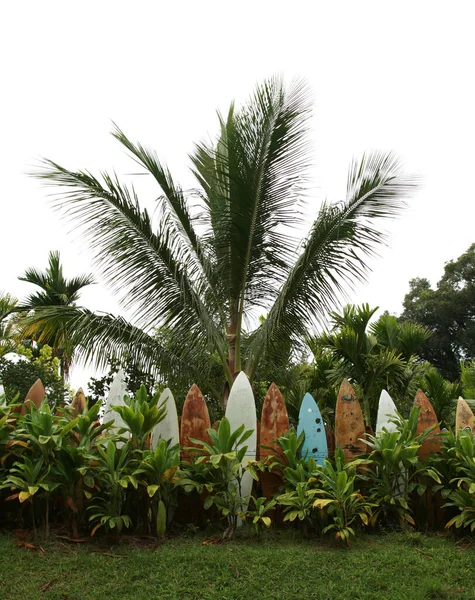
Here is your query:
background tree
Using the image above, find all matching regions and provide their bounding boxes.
[400,243,475,381]
[0,344,67,406]
[27,79,418,400]
[18,250,94,380]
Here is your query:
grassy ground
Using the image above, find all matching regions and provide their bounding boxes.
[0,529,474,600]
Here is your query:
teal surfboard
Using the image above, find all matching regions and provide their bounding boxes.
[297,393,328,466]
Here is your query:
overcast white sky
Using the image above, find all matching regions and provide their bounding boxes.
[1,1,474,390]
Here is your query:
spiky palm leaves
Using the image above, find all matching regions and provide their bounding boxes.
[18,251,94,379]
[310,304,432,424]
[28,78,418,396]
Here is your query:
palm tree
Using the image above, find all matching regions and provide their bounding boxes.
[18,250,94,379]
[0,292,19,357]
[28,78,418,398]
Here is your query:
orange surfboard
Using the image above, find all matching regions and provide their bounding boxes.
[259,383,289,499]
[259,383,289,460]
[414,389,441,459]
[71,387,87,415]
[22,378,45,414]
[455,397,475,436]
[335,379,366,462]
[180,384,211,461]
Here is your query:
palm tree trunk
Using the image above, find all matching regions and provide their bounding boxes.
[227,309,238,376]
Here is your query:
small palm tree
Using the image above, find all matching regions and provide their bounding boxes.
[18,250,94,379]
[311,304,431,425]
[28,78,418,398]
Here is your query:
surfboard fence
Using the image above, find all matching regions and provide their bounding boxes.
[1,374,474,540]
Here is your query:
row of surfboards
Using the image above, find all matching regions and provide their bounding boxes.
[5,374,475,466]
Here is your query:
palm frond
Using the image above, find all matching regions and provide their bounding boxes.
[190,77,313,314]
[35,161,227,356]
[19,305,212,383]
[247,150,418,377]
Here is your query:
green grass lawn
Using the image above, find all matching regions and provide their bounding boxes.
[0,530,473,600]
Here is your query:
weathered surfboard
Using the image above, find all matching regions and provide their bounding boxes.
[225,371,257,522]
[414,389,441,459]
[259,383,289,460]
[102,369,128,441]
[180,384,211,461]
[376,389,398,435]
[259,383,289,499]
[151,388,180,453]
[71,387,87,415]
[455,397,475,436]
[335,379,366,462]
[22,378,46,414]
[297,392,328,466]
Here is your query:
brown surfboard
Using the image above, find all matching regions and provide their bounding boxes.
[259,383,289,461]
[335,379,366,462]
[455,397,475,436]
[22,378,45,414]
[71,387,87,415]
[259,383,289,499]
[414,389,441,459]
[180,384,211,461]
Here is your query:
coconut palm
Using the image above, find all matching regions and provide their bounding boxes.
[28,78,418,397]
[18,250,94,379]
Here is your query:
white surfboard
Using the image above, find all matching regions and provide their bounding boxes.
[0,384,4,397]
[102,368,129,443]
[376,389,398,435]
[151,388,180,453]
[225,372,257,524]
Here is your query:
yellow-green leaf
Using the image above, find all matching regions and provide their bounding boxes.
[162,467,177,482]
[147,484,160,497]
[313,499,334,509]
[262,517,271,528]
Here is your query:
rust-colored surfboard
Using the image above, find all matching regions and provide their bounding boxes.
[259,383,289,460]
[22,378,45,414]
[335,379,366,462]
[455,397,475,436]
[414,389,441,459]
[180,384,211,461]
[259,384,289,499]
[71,387,87,415]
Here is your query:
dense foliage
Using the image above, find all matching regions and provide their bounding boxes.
[0,385,474,546]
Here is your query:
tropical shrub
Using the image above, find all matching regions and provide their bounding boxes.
[364,407,441,529]
[141,438,180,534]
[181,417,255,539]
[442,429,475,532]
[312,449,374,545]
[244,496,277,537]
[87,441,142,535]
[111,384,167,450]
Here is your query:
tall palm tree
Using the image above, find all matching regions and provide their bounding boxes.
[28,78,418,397]
[18,250,94,379]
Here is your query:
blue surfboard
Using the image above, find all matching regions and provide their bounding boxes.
[297,392,328,466]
